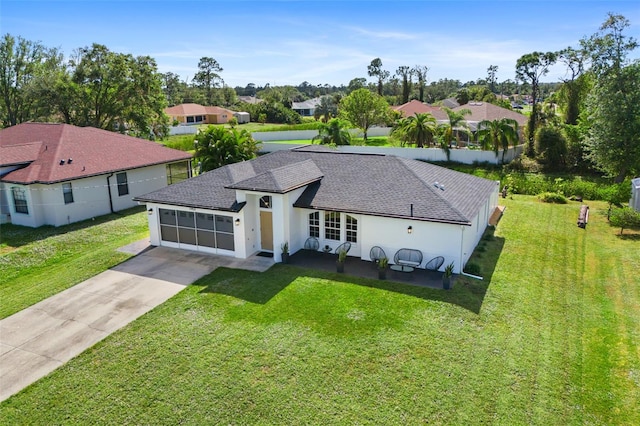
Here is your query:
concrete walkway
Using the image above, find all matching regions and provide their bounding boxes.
[0,244,274,401]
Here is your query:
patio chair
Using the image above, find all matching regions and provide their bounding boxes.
[304,237,319,251]
[425,256,445,271]
[335,241,351,255]
[369,246,386,266]
[393,248,423,271]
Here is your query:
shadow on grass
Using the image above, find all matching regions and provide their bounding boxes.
[200,229,504,314]
[0,206,145,250]
[617,232,640,241]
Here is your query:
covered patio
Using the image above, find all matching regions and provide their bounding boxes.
[286,250,448,290]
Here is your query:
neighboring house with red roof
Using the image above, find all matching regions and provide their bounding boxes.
[392,100,448,121]
[453,102,528,131]
[165,103,236,125]
[0,123,192,227]
[135,146,500,274]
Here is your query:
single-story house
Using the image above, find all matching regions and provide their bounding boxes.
[454,102,528,131]
[631,178,640,212]
[135,146,500,273]
[292,98,323,117]
[0,123,192,227]
[165,103,235,125]
[392,100,448,121]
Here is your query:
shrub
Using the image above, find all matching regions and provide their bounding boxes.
[537,192,568,204]
[464,262,481,276]
[609,207,640,235]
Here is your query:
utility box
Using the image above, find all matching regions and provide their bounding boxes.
[631,178,640,212]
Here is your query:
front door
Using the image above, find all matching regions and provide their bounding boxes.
[260,211,273,251]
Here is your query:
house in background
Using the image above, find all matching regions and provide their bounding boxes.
[0,123,192,227]
[292,98,323,117]
[631,178,640,212]
[165,103,236,125]
[135,146,500,274]
[392,100,448,120]
[455,102,528,131]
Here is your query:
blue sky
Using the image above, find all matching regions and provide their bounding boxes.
[2,1,639,88]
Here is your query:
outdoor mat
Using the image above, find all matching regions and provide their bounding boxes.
[256,252,273,258]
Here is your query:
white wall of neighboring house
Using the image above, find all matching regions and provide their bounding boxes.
[4,163,174,227]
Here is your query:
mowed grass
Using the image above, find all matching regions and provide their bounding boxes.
[0,207,148,319]
[2,197,639,424]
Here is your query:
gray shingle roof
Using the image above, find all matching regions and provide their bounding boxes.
[135,149,498,225]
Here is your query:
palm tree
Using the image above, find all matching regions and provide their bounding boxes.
[391,113,437,148]
[440,107,472,147]
[312,118,352,145]
[476,118,520,163]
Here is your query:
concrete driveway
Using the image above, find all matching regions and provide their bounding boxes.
[0,245,273,401]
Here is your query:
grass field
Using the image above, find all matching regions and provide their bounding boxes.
[1,196,638,424]
[0,207,148,319]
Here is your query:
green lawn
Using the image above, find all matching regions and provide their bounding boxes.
[0,207,149,319]
[2,197,639,424]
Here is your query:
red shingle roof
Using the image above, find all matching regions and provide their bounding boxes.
[454,102,527,126]
[393,100,448,120]
[164,103,234,116]
[0,141,43,166]
[0,123,192,184]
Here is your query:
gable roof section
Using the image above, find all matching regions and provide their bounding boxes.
[136,149,498,225]
[0,141,43,166]
[164,103,234,117]
[0,123,192,184]
[393,100,448,120]
[227,159,323,193]
[454,102,527,127]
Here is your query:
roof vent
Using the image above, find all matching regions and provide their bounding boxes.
[433,181,439,188]
[60,159,65,165]
[433,181,445,191]
[68,158,73,164]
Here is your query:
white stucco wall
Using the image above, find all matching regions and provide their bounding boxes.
[4,163,174,228]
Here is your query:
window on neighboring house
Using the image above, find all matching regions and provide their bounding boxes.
[62,183,74,204]
[309,211,319,237]
[324,212,340,240]
[166,161,190,185]
[346,215,358,243]
[12,187,28,214]
[116,172,129,196]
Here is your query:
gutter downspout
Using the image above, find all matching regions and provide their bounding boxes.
[459,224,484,280]
[106,172,115,214]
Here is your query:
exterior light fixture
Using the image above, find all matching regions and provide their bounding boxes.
[407,226,413,234]
[147,208,153,215]
[235,218,241,226]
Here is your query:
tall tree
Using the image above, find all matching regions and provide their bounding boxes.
[161,72,186,107]
[192,57,224,105]
[396,66,412,104]
[477,118,520,163]
[195,126,260,172]
[439,107,472,151]
[339,88,390,141]
[557,47,587,125]
[0,34,62,126]
[412,65,429,102]
[515,51,557,156]
[583,14,640,181]
[314,95,338,122]
[59,44,168,138]
[487,65,498,93]
[367,58,389,96]
[347,77,367,94]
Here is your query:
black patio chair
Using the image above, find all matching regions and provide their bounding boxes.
[369,246,386,266]
[425,256,445,271]
[304,237,319,251]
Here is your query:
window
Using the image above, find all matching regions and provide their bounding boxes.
[309,212,319,237]
[166,161,190,185]
[346,215,358,243]
[260,196,272,209]
[62,183,74,204]
[116,172,129,196]
[12,187,28,214]
[324,212,341,241]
